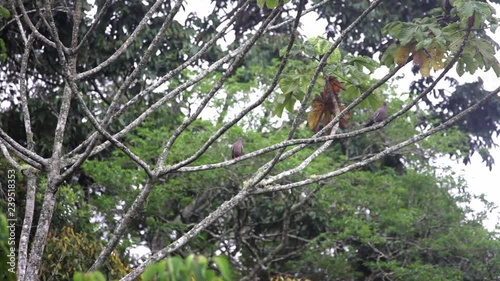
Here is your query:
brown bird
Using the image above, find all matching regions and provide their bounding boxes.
[364,102,387,127]
[232,137,244,159]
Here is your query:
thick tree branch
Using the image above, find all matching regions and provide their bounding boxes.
[120,189,250,281]
[18,36,35,151]
[24,0,76,278]
[23,188,58,281]
[70,0,83,49]
[16,168,37,280]
[16,31,38,280]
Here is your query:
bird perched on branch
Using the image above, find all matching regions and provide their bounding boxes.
[364,102,387,127]
[232,137,244,159]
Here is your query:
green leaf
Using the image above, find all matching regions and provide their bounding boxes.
[381,43,398,66]
[157,271,168,281]
[462,54,477,74]
[185,254,195,271]
[206,270,218,280]
[256,0,266,8]
[266,0,279,9]
[0,6,10,19]
[398,25,418,45]
[347,56,379,72]
[167,256,183,280]
[193,255,208,281]
[142,262,163,281]
[90,271,106,281]
[491,61,500,77]
[284,94,295,112]
[327,48,342,64]
[273,101,286,117]
[456,59,465,77]
[303,36,332,57]
[73,272,84,281]
[213,256,233,281]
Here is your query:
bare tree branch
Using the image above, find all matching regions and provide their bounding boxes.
[71,91,153,177]
[63,0,251,163]
[0,141,21,169]
[118,3,304,279]
[73,0,112,53]
[24,0,76,277]
[158,1,304,175]
[88,180,156,271]
[76,0,165,80]
[120,189,250,281]
[156,4,283,169]
[7,0,27,43]
[0,129,46,168]
[16,168,37,280]
[14,0,68,52]
[18,34,35,152]
[16,29,38,280]
[252,85,500,194]
[57,0,186,183]
[100,0,184,125]
[248,0,385,186]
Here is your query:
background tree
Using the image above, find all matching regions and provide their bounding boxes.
[1,0,500,280]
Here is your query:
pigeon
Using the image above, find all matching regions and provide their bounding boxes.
[232,137,244,159]
[364,102,387,127]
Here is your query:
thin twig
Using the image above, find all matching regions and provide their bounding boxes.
[75,0,164,79]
